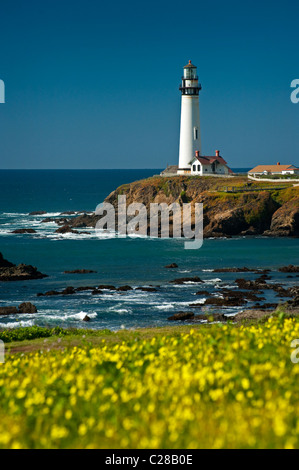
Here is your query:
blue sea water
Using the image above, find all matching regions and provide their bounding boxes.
[0,169,298,331]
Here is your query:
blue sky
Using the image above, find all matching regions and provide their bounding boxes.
[0,0,298,169]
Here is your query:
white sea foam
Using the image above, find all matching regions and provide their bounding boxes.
[203,278,222,284]
[0,230,13,236]
[220,284,238,289]
[1,320,35,328]
[110,308,131,314]
[191,298,206,304]
[67,311,98,320]
[185,281,203,284]
[156,301,192,311]
[175,301,194,306]
[2,212,28,216]
[156,303,176,310]
[32,212,61,217]
[170,284,194,288]
[39,220,58,225]
[47,232,96,241]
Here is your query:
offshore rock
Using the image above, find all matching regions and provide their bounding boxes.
[18,302,38,313]
[0,307,19,315]
[0,303,37,315]
[0,253,14,268]
[64,269,97,274]
[0,258,47,282]
[12,228,36,234]
[279,265,299,273]
[29,210,47,215]
[168,311,195,321]
[170,276,204,284]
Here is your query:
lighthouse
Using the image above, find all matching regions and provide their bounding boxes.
[177,60,202,174]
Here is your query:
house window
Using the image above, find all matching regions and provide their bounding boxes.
[197,165,200,172]
[192,165,196,171]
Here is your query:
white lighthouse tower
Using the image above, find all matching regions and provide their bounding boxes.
[177,60,202,174]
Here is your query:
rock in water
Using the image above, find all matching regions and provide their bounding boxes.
[64,269,97,274]
[29,211,47,215]
[164,263,178,268]
[279,265,299,273]
[55,225,79,234]
[91,289,103,295]
[0,303,37,315]
[18,302,38,313]
[82,315,90,322]
[0,307,19,315]
[136,287,158,292]
[12,229,36,234]
[68,213,101,228]
[192,313,227,322]
[37,290,60,297]
[0,262,48,282]
[168,311,195,321]
[170,276,203,284]
[61,286,75,295]
[0,252,15,268]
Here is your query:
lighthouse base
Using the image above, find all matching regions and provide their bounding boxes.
[177,168,191,175]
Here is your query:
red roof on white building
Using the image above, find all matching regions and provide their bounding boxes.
[192,151,228,167]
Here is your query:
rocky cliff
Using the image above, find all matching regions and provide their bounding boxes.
[102,176,299,238]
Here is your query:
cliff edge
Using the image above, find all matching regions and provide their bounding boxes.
[103,175,299,238]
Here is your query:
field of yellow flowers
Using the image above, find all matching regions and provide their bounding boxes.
[1,315,299,449]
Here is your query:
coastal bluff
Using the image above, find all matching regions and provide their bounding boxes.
[103,175,299,238]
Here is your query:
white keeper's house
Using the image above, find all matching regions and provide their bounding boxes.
[190,150,233,176]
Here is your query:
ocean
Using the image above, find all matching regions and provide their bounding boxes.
[0,169,298,331]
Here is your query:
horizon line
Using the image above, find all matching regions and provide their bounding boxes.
[0,167,251,171]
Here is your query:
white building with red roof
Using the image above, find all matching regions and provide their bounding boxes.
[189,150,232,176]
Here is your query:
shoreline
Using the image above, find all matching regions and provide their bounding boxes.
[2,302,299,356]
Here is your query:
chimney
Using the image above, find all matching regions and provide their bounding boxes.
[215,150,220,157]
[195,150,200,157]
[277,162,280,166]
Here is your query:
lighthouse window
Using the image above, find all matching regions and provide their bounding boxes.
[194,128,198,140]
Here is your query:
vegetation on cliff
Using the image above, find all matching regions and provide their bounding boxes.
[104,176,299,237]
